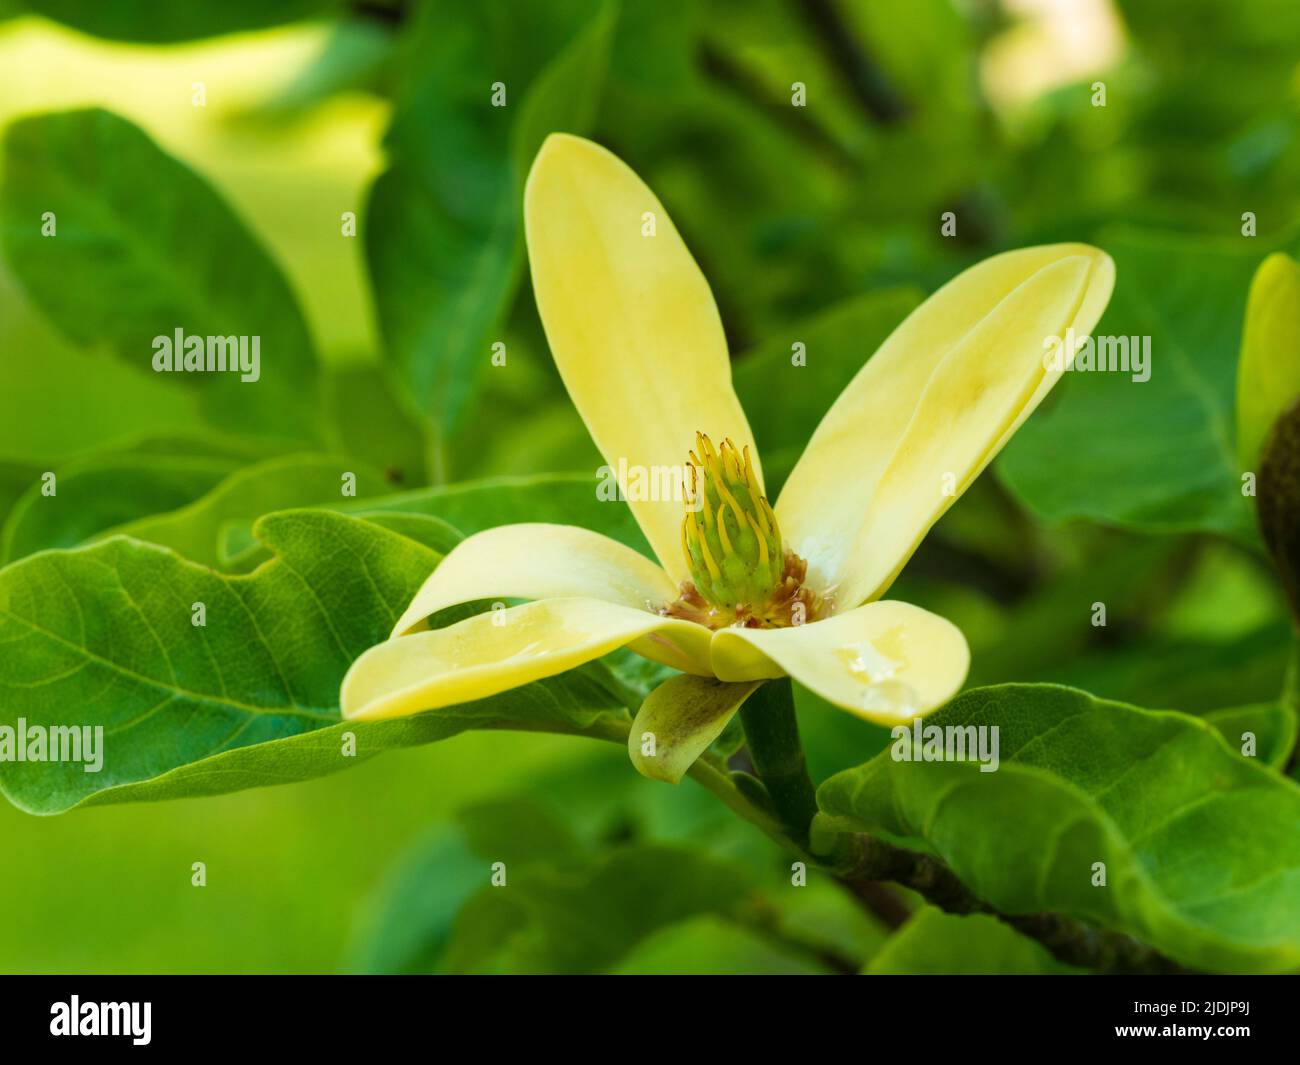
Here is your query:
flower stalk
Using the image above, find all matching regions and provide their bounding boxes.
[738,678,820,847]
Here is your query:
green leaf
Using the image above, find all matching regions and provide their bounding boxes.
[0,432,275,564]
[2,451,238,564]
[0,109,321,441]
[347,473,649,548]
[437,888,534,974]
[352,512,463,557]
[101,453,391,570]
[865,907,1082,975]
[322,363,429,488]
[999,231,1260,539]
[346,825,489,975]
[961,536,1180,690]
[1200,702,1296,768]
[0,456,39,531]
[347,796,582,974]
[220,472,654,559]
[0,269,206,459]
[442,843,760,974]
[1030,624,1292,716]
[366,0,614,437]
[0,508,631,814]
[456,796,585,869]
[818,684,1300,973]
[15,0,342,43]
[251,20,396,119]
[350,788,777,974]
[610,915,833,975]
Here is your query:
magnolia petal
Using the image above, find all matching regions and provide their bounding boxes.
[711,601,969,726]
[628,674,761,784]
[777,244,1115,608]
[524,133,760,581]
[390,523,678,637]
[343,597,714,722]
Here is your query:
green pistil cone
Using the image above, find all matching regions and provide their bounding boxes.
[682,434,783,610]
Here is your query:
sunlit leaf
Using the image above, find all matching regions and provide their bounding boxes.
[0,109,322,442]
[0,509,631,814]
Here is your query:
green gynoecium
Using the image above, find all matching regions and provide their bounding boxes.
[675,433,819,630]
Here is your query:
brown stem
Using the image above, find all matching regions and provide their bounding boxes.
[843,880,911,929]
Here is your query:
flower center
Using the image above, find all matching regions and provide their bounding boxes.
[665,433,820,629]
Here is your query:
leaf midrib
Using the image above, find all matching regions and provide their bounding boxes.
[0,603,336,722]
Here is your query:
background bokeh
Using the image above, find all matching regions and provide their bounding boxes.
[0,0,1294,972]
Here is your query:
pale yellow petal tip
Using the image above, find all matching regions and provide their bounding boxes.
[534,130,602,163]
[524,132,613,207]
[1082,245,1116,305]
[1089,245,1115,281]
[1247,250,1300,318]
[1031,241,1113,268]
[1033,243,1116,312]
[1257,250,1300,281]
[1016,241,1115,304]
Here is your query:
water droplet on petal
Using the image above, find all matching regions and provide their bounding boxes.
[833,626,923,717]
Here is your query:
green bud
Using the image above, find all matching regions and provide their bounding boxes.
[1238,252,1300,472]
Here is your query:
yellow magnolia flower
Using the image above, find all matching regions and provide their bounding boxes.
[341,134,1115,783]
